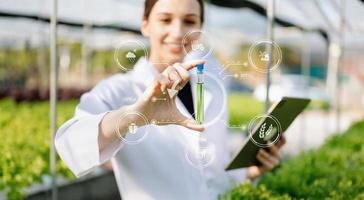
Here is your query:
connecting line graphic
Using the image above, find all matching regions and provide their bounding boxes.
[222,73,250,80]
[219,63,248,76]
[151,97,167,102]
[220,120,246,129]
[154,119,183,124]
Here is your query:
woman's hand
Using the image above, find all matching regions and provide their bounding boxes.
[247,135,286,180]
[134,60,205,132]
[98,60,204,151]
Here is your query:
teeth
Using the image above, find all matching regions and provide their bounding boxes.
[170,44,180,48]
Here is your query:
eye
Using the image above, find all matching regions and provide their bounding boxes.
[160,18,171,24]
[184,19,196,25]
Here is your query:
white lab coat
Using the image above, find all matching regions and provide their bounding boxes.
[55,56,247,200]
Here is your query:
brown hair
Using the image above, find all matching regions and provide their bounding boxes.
[143,0,204,24]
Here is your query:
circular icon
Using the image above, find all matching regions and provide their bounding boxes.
[115,112,149,145]
[114,40,148,71]
[247,115,282,147]
[190,72,227,128]
[248,41,282,73]
[185,137,216,169]
[182,30,213,59]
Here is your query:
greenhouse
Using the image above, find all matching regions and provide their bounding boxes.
[0,0,364,199]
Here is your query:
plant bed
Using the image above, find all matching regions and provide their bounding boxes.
[25,171,121,200]
[0,86,88,102]
[221,120,364,199]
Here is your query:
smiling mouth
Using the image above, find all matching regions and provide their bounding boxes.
[166,43,182,48]
[166,43,184,53]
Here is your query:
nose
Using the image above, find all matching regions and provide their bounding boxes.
[169,20,185,40]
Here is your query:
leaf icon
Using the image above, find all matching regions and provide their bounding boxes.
[259,123,266,138]
[266,124,273,136]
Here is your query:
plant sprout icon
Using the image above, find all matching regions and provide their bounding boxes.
[185,137,216,168]
[259,51,270,62]
[128,123,138,134]
[197,149,208,161]
[126,49,137,62]
[259,123,273,139]
[197,137,214,165]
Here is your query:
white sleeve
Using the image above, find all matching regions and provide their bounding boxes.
[219,75,247,184]
[55,81,124,177]
[223,119,248,184]
[226,168,247,185]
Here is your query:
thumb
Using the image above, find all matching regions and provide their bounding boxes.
[177,115,205,132]
[142,75,169,101]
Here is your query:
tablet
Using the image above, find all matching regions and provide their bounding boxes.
[225,97,310,170]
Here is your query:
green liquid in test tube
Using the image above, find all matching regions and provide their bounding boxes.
[196,64,204,124]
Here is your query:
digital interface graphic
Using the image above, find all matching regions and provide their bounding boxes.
[115,111,149,145]
[111,36,284,166]
[182,30,214,59]
[114,40,148,71]
[247,114,282,148]
[185,137,216,169]
[248,41,282,73]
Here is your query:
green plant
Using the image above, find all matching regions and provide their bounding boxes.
[307,99,330,111]
[0,99,77,199]
[220,182,291,200]
[228,93,263,129]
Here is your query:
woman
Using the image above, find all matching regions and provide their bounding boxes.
[55,0,284,199]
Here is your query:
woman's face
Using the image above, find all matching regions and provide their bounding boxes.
[142,0,202,64]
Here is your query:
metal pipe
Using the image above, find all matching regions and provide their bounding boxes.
[300,32,311,148]
[336,0,346,132]
[50,0,58,199]
[265,0,275,113]
[81,24,91,87]
[301,33,311,78]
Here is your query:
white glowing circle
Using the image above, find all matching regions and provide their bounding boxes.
[185,137,216,169]
[248,41,282,73]
[115,111,149,145]
[248,115,282,148]
[189,71,227,128]
[114,40,148,71]
[182,30,214,59]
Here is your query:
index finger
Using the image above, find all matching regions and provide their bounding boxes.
[276,135,286,148]
[268,145,282,160]
[181,60,205,71]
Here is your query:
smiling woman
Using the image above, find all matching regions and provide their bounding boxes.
[54,0,285,199]
[141,0,204,71]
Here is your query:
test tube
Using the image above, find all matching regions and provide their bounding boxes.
[196,64,204,124]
